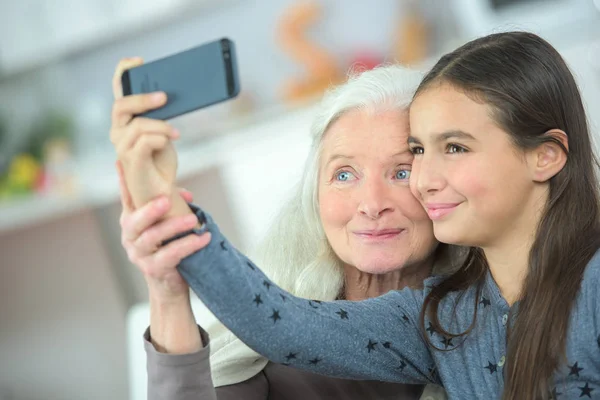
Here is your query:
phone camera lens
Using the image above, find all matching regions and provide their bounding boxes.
[224,52,230,59]
[222,41,229,51]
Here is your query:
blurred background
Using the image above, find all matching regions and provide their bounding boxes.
[0,0,598,399]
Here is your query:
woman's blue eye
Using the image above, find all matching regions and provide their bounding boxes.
[335,171,355,181]
[395,169,411,180]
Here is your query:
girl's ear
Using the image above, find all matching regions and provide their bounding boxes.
[527,129,568,183]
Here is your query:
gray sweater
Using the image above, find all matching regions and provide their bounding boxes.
[145,327,432,399]
[177,207,600,399]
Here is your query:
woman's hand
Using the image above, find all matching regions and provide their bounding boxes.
[117,160,211,303]
[110,58,179,208]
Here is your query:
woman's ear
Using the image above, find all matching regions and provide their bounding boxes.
[527,129,569,183]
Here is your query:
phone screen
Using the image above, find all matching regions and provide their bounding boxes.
[122,38,239,120]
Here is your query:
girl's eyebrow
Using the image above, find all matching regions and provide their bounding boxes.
[409,130,477,145]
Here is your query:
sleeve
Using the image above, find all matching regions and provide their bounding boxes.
[145,327,217,400]
[176,206,438,385]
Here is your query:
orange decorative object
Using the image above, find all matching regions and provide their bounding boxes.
[276,1,343,103]
[394,1,429,66]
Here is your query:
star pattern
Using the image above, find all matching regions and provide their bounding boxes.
[569,362,583,377]
[479,296,491,308]
[270,309,281,323]
[428,366,439,382]
[441,336,453,349]
[426,322,437,336]
[336,309,349,320]
[309,357,322,365]
[484,361,497,374]
[366,339,378,353]
[397,360,407,371]
[208,227,600,397]
[579,383,594,398]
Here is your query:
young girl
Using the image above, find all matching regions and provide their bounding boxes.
[114,32,600,399]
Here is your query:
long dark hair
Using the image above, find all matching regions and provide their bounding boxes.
[415,32,600,399]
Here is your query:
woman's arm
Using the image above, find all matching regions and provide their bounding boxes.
[177,207,437,385]
[145,327,216,400]
[111,58,210,356]
[145,326,269,400]
[117,159,207,355]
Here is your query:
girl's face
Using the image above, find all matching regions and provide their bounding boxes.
[408,83,540,248]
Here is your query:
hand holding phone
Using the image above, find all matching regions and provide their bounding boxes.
[121,38,240,120]
[111,57,179,209]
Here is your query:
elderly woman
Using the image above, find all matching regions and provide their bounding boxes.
[112,62,454,399]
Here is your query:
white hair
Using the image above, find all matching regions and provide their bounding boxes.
[252,65,425,301]
[211,66,441,387]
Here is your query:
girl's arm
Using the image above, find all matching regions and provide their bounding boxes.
[177,206,438,385]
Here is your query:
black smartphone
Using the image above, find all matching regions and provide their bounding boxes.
[121,38,240,120]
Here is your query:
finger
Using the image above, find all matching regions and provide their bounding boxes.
[116,160,135,213]
[111,92,168,129]
[135,213,200,256]
[178,188,194,203]
[114,117,177,151]
[112,57,144,100]
[129,132,170,160]
[122,196,171,242]
[152,232,212,267]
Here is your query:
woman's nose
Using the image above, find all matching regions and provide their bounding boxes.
[357,179,394,219]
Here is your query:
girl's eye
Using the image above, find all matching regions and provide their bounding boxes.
[395,169,411,180]
[410,146,424,155]
[447,144,467,154]
[335,170,356,182]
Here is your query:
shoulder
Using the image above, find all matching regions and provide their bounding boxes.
[582,247,600,283]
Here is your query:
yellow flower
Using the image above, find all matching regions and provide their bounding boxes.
[7,153,41,188]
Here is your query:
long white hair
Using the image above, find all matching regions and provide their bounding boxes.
[252,64,425,301]
[209,65,444,388]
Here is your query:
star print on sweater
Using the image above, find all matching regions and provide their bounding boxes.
[176,205,600,398]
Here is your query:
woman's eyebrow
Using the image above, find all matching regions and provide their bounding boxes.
[325,154,354,166]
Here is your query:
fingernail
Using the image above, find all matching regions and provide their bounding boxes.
[152,92,166,103]
[156,197,169,210]
[171,129,180,138]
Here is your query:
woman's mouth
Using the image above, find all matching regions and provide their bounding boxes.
[354,229,405,241]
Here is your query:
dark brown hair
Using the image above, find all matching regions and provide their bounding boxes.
[415,32,600,399]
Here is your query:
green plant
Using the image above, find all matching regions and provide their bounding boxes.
[24,110,75,161]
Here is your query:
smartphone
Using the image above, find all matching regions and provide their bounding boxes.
[121,38,240,120]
